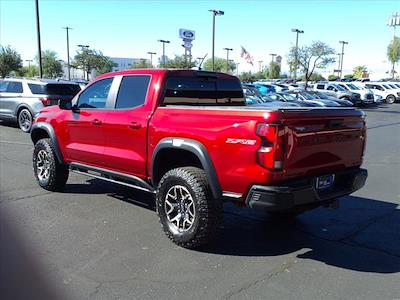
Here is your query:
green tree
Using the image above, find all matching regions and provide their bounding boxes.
[35,50,63,78]
[73,48,116,79]
[239,71,257,82]
[387,36,400,79]
[344,74,354,79]
[353,65,368,79]
[202,57,236,73]
[132,59,153,69]
[0,45,22,78]
[18,65,39,78]
[287,41,335,87]
[328,74,339,81]
[268,61,281,79]
[163,55,196,69]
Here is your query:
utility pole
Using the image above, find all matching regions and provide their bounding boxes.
[209,9,224,71]
[258,60,263,73]
[339,41,348,78]
[158,40,170,67]
[62,26,72,80]
[35,0,43,78]
[336,53,341,77]
[147,51,156,67]
[223,47,233,73]
[291,28,304,80]
[387,12,400,78]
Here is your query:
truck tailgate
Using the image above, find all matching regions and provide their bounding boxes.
[281,108,366,179]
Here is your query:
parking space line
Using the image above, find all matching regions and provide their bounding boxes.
[0,140,32,146]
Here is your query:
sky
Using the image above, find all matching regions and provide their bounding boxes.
[1,0,399,77]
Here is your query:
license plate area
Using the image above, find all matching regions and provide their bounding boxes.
[316,174,335,190]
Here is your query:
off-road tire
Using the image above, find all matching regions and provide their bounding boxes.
[156,167,222,249]
[386,95,395,104]
[33,138,69,191]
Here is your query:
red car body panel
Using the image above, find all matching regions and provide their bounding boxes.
[34,69,366,199]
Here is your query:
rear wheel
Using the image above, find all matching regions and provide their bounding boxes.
[386,95,395,104]
[18,108,32,133]
[33,138,69,191]
[156,167,222,249]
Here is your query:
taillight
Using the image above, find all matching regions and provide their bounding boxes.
[256,123,284,170]
[40,97,50,106]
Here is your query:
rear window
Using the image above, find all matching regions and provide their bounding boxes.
[162,75,244,106]
[28,83,81,96]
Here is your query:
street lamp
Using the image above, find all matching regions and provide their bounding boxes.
[25,59,33,68]
[77,45,90,80]
[209,9,224,71]
[269,53,277,63]
[258,60,263,73]
[147,51,156,67]
[223,47,233,73]
[158,39,170,67]
[339,40,348,78]
[62,26,72,80]
[291,28,304,80]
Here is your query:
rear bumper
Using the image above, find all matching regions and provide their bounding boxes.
[246,168,367,211]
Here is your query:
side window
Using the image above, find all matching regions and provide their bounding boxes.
[6,81,23,93]
[115,75,151,109]
[327,86,335,91]
[377,86,384,91]
[0,80,8,92]
[77,77,113,109]
[316,84,325,90]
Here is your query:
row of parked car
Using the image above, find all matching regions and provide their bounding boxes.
[243,80,400,108]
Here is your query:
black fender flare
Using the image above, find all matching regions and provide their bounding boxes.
[30,122,64,164]
[152,138,222,199]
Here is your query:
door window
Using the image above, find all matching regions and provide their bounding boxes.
[77,77,113,109]
[115,75,151,109]
[1,81,23,93]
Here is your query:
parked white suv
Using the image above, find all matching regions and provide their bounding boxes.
[363,82,400,104]
[314,82,362,105]
[333,82,374,104]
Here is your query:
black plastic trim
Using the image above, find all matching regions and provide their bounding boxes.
[30,122,64,164]
[152,138,222,199]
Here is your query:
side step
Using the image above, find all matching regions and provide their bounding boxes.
[69,162,155,194]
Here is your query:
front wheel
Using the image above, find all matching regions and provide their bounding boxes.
[386,95,395,104]
[18,108,33,133]
[33,138,69,191]
[156,167,222,249]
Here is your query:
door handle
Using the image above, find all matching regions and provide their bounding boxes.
[92,119,102,126]
[129,122,142,129]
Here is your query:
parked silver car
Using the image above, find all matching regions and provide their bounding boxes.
[0,78,81,132]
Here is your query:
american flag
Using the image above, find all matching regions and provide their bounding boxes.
[240,46,254,65]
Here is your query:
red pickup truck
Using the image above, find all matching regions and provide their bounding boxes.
[31,69,367,248]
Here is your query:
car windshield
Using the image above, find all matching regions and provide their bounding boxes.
[347,84,359,90]
[334,84,347,91]
[382,84,391,89]
[28,83,81,96]
[300,92,315,100]
[282,93,297,101]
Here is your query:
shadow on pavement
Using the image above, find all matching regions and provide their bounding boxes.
[63,179,400,273]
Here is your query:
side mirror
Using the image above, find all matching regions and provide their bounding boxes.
[58,99,72,110]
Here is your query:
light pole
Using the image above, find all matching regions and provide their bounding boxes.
[35,0,43,78]
[25,59,33,68]
[158,40,170,67]
[235,62,240,76]
[147,51,156,67]
[209,9,224,71]
[291,28,304,80]
[62,26,72,80]
[223,47,233,73]
[269,53,277,63]
[77,44,90,80]
[339,41,348,78]
[336,53,341,77]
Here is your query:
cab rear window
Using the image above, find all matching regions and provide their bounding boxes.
[162,75,244,106]
[28,83,81,96]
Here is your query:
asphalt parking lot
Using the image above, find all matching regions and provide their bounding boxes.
[1,104,400,300]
